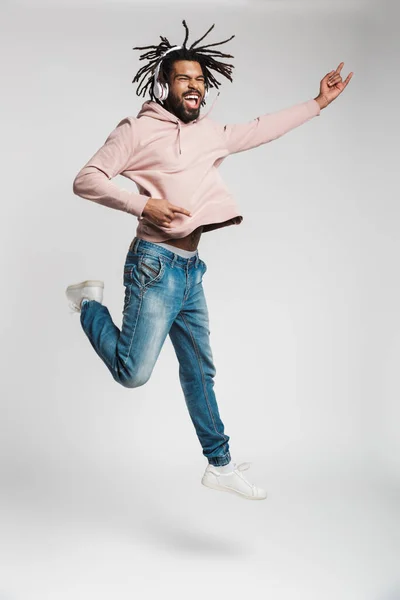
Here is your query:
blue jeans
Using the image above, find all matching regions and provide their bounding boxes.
[80,237,231,466]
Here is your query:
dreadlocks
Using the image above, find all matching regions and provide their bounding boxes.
[132,20,235,103]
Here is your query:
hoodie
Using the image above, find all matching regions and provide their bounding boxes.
[72,96,320,242]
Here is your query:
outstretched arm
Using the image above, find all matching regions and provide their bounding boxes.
[220,98,320,155]
[72,118,149,218]
[220,62,353,155]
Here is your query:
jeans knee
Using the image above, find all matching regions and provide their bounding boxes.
[117,370,151,389]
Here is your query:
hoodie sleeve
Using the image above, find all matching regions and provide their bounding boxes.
[72,117,149,218]
[220,99,320,155]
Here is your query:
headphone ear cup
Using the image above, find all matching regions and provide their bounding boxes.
[154,79,168,102]
[153,78,162,100]
[204,86,210,101]
[161,82,169,101]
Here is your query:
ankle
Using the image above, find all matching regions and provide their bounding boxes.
[211,461,235,474]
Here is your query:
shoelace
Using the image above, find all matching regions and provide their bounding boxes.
[233,462,259,495]
[235,462,251,472]
[212,462,258,495]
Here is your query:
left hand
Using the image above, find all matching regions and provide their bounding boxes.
[316,62,353,109]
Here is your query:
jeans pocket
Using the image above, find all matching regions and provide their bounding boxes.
[137,253,165,288]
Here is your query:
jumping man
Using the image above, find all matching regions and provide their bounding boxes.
[66,20,353,500]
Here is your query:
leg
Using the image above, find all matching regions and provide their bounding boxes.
[168,262,231,466]
[80,248,181,388]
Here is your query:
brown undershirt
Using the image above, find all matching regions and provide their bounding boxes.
[157,216,242,251]
[162,225,204,251]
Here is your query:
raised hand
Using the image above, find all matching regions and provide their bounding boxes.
[142,197,192,229]
[315,62,354,109]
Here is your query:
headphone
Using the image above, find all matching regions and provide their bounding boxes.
[153,45,209,103]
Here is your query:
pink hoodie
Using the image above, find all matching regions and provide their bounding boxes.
[72,96,320,242]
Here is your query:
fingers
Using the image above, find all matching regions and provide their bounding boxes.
[326,62,352,86]
[328,72,341,86]
[324,70,335,83]
[327,70,353,88]
[161,211,174,228]
[147,199,192,229]
[157,206,177,229]
[343,72,354,87]
[169,203,192,217]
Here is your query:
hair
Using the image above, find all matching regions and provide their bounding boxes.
[132,20,235,104]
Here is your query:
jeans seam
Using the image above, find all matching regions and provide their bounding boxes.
[81,303,115,373]
[124,280,132,312]
[180,312,229,447]
[182,266,190,306]
[122,289,144,367]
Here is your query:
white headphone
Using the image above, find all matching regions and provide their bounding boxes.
[153,45,209,103]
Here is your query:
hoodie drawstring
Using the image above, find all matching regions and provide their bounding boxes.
[175,93,220,154]
[137,95,222,156]
[177,120,182,155]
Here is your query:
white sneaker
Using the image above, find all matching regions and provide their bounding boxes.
[65,280,104,313]
[201,462,267,500]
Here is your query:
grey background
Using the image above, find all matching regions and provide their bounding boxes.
[1,0,399,598]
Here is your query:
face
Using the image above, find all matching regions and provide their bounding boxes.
[162,60,206,123]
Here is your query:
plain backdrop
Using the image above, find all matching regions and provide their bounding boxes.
[1,0,399,599]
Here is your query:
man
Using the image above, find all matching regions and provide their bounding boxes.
[66,21,353,500]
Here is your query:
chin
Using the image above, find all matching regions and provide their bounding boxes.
[167,98,201,123]
[183,108,200,122]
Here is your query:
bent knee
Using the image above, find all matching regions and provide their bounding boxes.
[117,370,151,389]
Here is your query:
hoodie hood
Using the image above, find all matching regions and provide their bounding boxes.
[136,93,220,155]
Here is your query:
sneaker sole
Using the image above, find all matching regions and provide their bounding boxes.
[66,280,104,292]
[201,478,267,500]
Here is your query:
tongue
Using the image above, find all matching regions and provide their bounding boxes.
[185,98,197,107]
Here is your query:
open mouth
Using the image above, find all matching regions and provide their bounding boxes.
[183,94,201,109]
